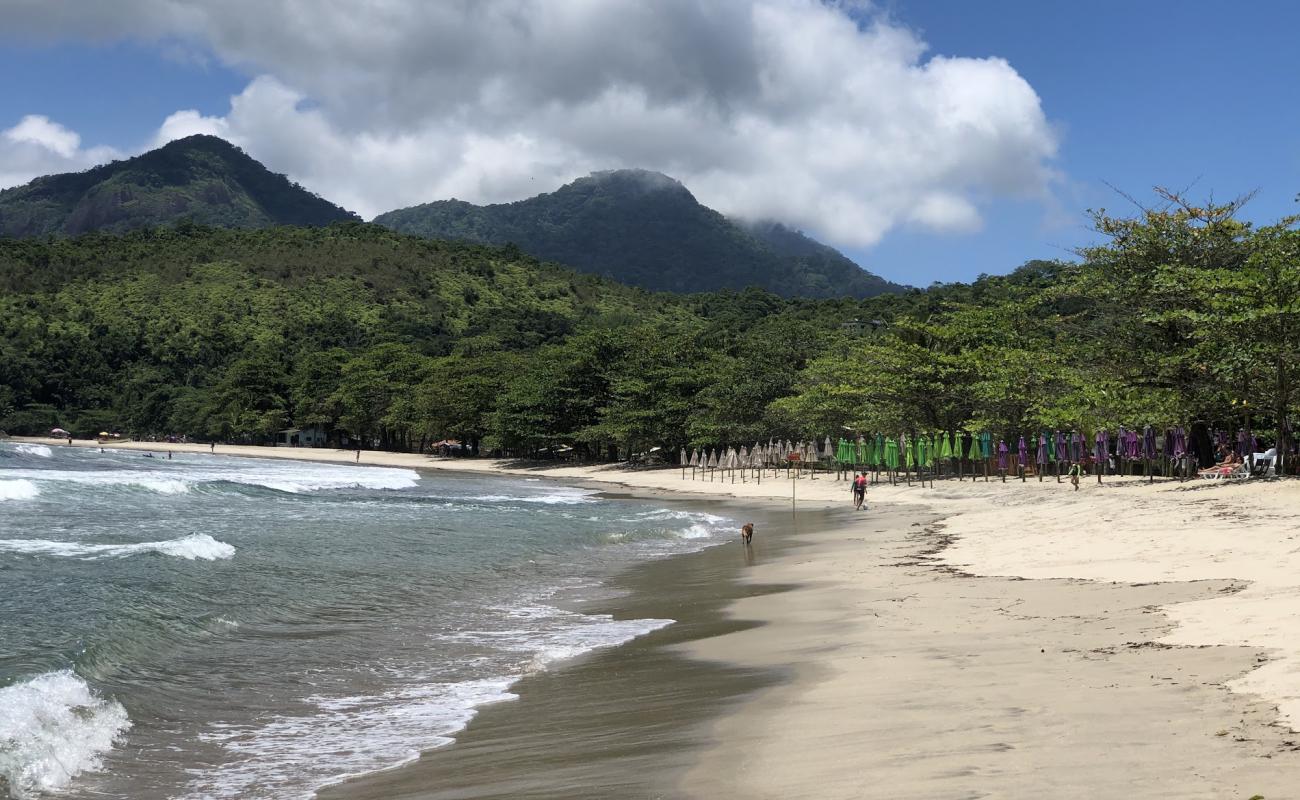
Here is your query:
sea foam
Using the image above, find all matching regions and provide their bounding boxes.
[185,679,516,800]
[0,670,130,799]
[10,444,53,458]
[0,479,40,502]
[0,533,235,561]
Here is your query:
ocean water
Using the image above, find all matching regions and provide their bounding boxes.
[0,443,734,800]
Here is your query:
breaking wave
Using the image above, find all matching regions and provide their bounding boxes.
[0,670,131,799]
[0,533,235,561]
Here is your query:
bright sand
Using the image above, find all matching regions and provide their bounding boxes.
[22,437,1300,796]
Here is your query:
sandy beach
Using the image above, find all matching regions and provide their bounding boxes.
[19,436,1300,797]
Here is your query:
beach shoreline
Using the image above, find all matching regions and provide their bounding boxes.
[15,436,1300,796]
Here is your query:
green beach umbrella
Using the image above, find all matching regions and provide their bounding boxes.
[874,433,885,467]
[904,435,915,469]
[966,433,980,461]
[836,437,852,464]
[938,432,952,460]
[884,437,899,470]
[944,432,956,461]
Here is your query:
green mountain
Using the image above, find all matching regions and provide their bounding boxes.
[374,169,903,298]
[0,135,358,237]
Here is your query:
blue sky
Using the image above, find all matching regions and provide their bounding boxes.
[1,1,1296,286]
[868,0,1300,283]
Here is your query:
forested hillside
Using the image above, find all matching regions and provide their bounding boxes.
[375,169,903,299]
[0,135,358,237]
[3,192,1298,461]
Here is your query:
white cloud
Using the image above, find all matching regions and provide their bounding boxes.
[3,0,1059,247]
[0,115,119,189]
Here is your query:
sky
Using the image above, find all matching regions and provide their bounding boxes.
[1,0,1297,286]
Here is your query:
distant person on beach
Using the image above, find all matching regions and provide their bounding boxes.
[1068,462,1083,490]
[740,522,754,545]
[210,442,215,453]
[356,449,361,463]
[852,472,868,510]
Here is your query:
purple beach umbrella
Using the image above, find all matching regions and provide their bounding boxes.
[997,440,1009,471]
[1036,434,1048,466]
[1143,426,1156,460]
[1173,426,1187,459]
[1017,436,1028,467]
[1055,431,1068,463]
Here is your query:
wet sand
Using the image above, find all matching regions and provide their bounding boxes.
[320,501,817,800]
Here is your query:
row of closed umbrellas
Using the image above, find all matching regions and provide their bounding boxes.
[679,425,1256,472]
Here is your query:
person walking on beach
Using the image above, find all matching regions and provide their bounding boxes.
[1068,461,1083,491]
[852,472,868,510]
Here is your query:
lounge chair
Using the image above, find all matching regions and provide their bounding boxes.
[1200,461,1249,481]
[1251,448,1277,478]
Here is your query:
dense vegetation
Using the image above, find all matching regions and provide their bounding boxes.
[0,135,358,237]
[3,191,1297,464]
[375,169,903,299]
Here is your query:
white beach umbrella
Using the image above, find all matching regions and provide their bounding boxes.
[707,449,719,468]
[690,449,699,467]
[823,436,834,460]
[679,447,687,465]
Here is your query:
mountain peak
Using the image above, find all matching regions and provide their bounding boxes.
[375,171,903,299]
[573,169,690,196]
[0,135,358,238]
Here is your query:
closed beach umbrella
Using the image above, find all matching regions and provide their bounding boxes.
[1017,436,1028,467]
[679,448,687,465]
[979,431,993,459]
[823,436,835,461]
[1173,426,1187,459]
[1036,434,1048,466]
[1094,430,1107,464]
[1143,426,1156,460]
[966,433,981,461]
[690,449,699,467]
[874,433,885,467]
[1054,431,1066,462]
[997,440,1009,471]
[856,435,866,463]
[884,437,899,470]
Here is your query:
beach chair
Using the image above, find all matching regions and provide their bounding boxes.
[1251,448,1277,478]
[1199,462,1249,481]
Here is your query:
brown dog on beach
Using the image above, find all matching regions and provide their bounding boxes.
[740,522,754,544]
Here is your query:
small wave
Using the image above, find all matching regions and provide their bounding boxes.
[0,670,131,799]
[676,523,714,539]
[9,443,53,458]
[466,487,598,505]
[136,479,191,494]
[445,604,674,672]
[0,479,40,502]
[0,533,235,561]
[185,679,516,800]
[0,464,419,497]
[525,614,673,671]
